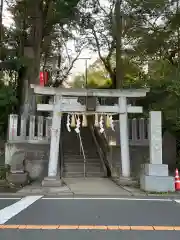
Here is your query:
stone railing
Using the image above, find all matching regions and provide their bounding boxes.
[104,119,149,146]
[8,114,149,145]
[8,114,52,142]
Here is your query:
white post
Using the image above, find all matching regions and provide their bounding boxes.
[8,115,13,140]
[20,115,27,140]
[119,97,130,178]
[37,116,44,140]
[149,111,162,164]
[48,95,62,177]
[45,117,52,140]
[8,114,18,140]
[29,115,35,140]
[131,118,138,142]
[139,118,145,141]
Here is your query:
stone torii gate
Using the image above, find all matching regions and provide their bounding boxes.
[31,85,150,186]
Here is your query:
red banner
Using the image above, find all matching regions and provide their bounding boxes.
[39,71,49,86]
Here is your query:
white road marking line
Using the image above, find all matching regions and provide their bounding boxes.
[175,199,180,204]
[0,198,21,200]
[42,197,172,202]
[0,195,43,224]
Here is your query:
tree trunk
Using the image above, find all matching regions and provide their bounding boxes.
[22,2,43,116]
[0,0,3,61]
[115,0,123,89]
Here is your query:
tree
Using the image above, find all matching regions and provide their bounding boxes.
[12,0,81,82]
[45,31,87,87]
[137,59,180,135]
[0,78,18,138]
[78,0,180,88]
[72,56,145,88]
[3,0,84,113]
[72,52,180,137]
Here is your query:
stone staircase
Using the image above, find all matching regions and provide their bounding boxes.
[62,125,106,178]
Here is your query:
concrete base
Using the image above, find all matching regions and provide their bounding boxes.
[140,163,175,192]
[140,175,175,192]
[142,163,168,176]
[6,172,28,186]
[41,176,63,187]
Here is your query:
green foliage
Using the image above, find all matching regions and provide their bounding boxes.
[73,0,180,136]
[73,56,145,88]
[134,59,180,135]
[2,0,180,137]
[0,167,6,180]
[73,55,180,135]
[0,80,18,139]
[72,70,111,88]
[0,165,10,180]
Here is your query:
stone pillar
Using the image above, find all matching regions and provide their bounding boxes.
[8,114,18,141]
[140,111,174,192]
[42,95,63,187]
[5,143,28,186]
[149,111,162,164]
[119,97,130,178]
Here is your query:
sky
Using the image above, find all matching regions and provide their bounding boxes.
[2,0,98,81]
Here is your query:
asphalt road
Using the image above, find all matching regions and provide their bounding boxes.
[0,196,180,239]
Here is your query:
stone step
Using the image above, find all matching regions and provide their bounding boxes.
[63,156,99,160]
[64,156,100,160]
[63,150,98,153]
[63,147,98,151]
[63,155,99,159]
[63,150,99,154]
[63,137,94,143]
[63,160,103,172]
[25,159,49,163]
[64,159,100,163]
[64,166,102,173]
[64,162,101,166]
[63,172,105,178]
[63,147,98,150]
[61,125,105,178]
[63,154,99,158]
[63,142,96,151]
[63,136,94,140]
[64,163,101,169]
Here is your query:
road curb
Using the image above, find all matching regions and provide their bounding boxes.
[0,192,180,198]
[111,177,180,198]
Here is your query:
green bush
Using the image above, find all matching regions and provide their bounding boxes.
[0,82,18,139]
[0,165,10,180]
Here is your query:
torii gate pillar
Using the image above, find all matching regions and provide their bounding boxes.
[119,96,130,178]
[42,95,63,187]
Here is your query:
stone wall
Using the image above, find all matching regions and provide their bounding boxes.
[5,142,49,181]
[107,145,149,179]
[106,130,176,179]
[162,131,176,172]
[0,140,5,166]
